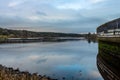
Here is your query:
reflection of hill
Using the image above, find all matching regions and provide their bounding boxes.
[97,41,120,80]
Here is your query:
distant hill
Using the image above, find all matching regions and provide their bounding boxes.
[0,27,84,38]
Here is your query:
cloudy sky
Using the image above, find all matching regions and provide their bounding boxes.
[0,0,120,33]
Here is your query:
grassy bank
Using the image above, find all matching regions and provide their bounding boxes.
[0,35,8,43]
[99,41,120,55]
[98,37,120,43]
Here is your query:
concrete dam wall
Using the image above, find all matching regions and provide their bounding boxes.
[97,18,120,80]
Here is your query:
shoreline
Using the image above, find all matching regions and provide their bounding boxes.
[0,64,57,80]
[0,37,84,43]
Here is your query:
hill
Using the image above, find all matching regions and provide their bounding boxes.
[0,27,83,38]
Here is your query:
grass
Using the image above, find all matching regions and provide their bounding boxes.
[0,35,8,42]
[99,41,120,55]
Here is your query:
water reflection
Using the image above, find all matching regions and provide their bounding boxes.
[87,39,97,44]
[0,40,102,80]
[97,41,120,80]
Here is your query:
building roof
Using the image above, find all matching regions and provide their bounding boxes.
[97,18,120,33]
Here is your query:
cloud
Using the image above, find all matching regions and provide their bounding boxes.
[56,0,107,10]
[8,1,23,7]
[36,11,47,16]
[90,0,106,3]
[57,3,82,10]
[0,0,120,33]
[28,55,40,60]
[37,59,47,64]
[27,16,40,21]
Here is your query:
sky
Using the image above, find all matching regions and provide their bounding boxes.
[0,0,120,33]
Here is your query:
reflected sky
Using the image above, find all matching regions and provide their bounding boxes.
[0,41,103,80]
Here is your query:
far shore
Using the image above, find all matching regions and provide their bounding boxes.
[0,37,85,43]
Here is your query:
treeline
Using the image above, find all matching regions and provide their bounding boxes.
[0,28,84,38]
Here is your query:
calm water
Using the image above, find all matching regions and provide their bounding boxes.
[0,40,103,80]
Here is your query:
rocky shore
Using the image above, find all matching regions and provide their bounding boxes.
[0,65,56,80]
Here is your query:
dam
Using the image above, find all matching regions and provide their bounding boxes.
[97,18,120,80]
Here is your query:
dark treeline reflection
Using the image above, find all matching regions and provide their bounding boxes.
[87,39,97,44]
[97,41,120,80]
